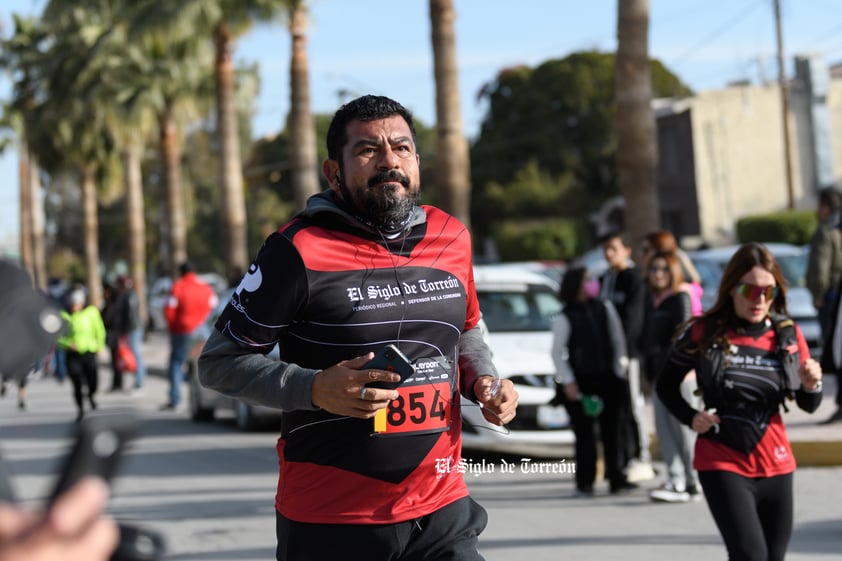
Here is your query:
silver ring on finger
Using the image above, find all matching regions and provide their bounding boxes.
[361,387,368,400]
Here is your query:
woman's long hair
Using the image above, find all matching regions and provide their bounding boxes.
[647,250,685,294]
[559,266,588,307]
[695,242,789,349]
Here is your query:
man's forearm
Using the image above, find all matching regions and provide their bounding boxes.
[198,330,320,412]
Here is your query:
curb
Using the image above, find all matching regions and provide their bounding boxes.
[791,440,842,467]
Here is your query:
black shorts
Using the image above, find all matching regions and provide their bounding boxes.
[275,496,488,561]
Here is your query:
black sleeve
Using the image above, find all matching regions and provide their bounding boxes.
[215,231,308,350]
[622,269,647,355]
[655,328,699,427]
[794,388,823,413]
[675,291,693,325]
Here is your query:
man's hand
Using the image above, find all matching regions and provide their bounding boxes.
[311,353,401,418]
[0,478,119,561]
[473,376,518,426]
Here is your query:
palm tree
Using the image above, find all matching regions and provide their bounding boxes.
[286,0,320,212]
[0,16,49,289]
[615,0,659,257]
[130,0,303,282]
[429,0,472,228]
[117,27,213,278]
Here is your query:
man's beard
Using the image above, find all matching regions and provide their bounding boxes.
[340,170,419,230]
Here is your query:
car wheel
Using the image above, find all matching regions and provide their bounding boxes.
[188,367,214,422]
[236,401,258,431]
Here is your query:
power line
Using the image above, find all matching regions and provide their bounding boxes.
[667,0,766,66]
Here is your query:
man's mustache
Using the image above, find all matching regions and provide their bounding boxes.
[367,170,410,189]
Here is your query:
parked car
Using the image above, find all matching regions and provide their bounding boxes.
[688,243,821,356]
[474,260,566,290]
[147,272,228,332]
[186,288,283,430]
[462,264,573,457]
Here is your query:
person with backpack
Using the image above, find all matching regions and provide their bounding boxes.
[656,242,823,561]
[551,266,636,496]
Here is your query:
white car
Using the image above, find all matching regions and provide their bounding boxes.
[461,265,574,457]
[187,288,284,430]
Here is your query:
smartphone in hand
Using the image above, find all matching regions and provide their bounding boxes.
[364,344,416,389]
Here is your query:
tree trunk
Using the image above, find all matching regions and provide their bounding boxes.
[214,22,249,285]
[288,1,321,212]
[430,0,472,229]
[615,0,659,261]
[29,153,47,290]
[123,143,148,327]
[159,107,187,277]
[18,142,33,280]
[80,165,102,308]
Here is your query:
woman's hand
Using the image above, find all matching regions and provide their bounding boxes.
[799,357,822,391]
[563,382,581,402]
[691,409,721,434]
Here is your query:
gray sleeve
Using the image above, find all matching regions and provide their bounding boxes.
[604,300,630,379]
[551,314,576,385]
[458,324,499,401]
[197,329,321,412]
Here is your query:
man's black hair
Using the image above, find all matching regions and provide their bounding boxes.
[818,187,842,214]
[326,95,417,163]
[179,262,194,276]
[598,230,630,247]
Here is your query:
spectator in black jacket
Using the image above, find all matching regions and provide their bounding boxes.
[552,267,636,495]
[642,250,700,503]
[599,231,654,482]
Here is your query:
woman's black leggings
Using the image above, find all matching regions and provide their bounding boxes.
[699,470,793,561]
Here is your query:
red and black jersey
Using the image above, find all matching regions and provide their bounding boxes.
[215,195,479,524]
[657,317,819,478]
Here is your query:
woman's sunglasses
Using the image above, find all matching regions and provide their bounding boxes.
[735,283,780,301]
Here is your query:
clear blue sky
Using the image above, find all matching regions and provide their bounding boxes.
[1,0,841,252]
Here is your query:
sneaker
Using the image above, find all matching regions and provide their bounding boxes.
[626,459,657,483]
[649,483,690,503]
[18,400,26,411]
[686,484,703,502]
[610,480,639,495]
[571,487,595,498]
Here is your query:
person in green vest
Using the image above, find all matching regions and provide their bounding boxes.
[57,286,107,421]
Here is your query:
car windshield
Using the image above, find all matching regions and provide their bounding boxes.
[776,253,807,287]
[695,251,807,291]
[477,284,562,332]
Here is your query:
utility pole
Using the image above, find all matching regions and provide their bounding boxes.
[774,0,796,209]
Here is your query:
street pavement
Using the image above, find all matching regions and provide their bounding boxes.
[0,331,840,560]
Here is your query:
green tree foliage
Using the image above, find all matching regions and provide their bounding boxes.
[470,51,691,243]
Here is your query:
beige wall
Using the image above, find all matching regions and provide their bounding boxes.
[829,81,842,189]
[688,84,817,246]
